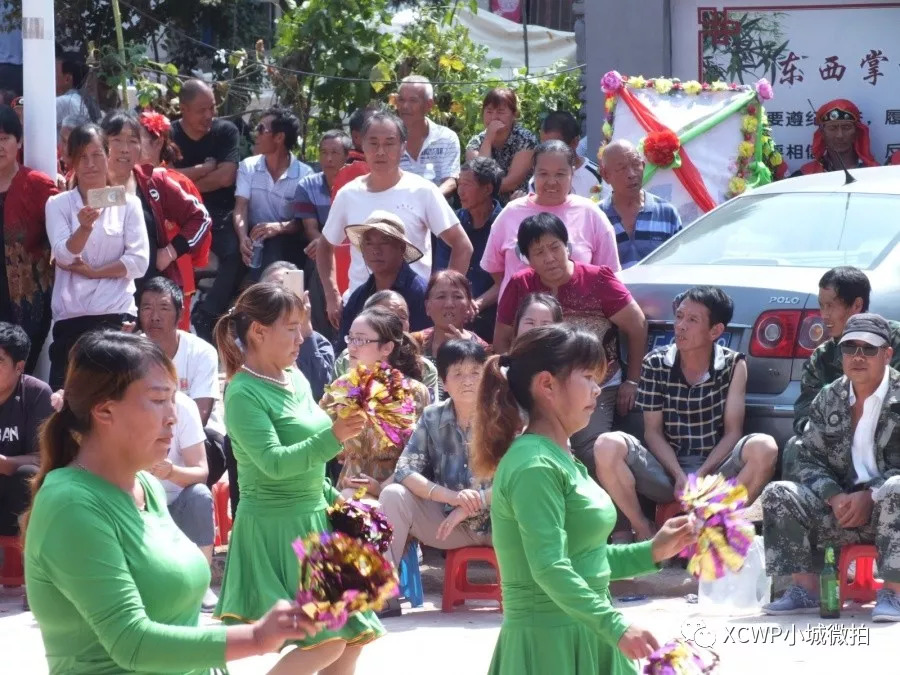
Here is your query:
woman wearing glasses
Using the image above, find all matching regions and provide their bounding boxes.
[234,108,312,280]
[322,306,431,501]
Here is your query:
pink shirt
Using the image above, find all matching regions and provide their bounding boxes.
[480,194,620,298]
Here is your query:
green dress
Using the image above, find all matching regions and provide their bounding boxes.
[488,434,659,675]
[25,468,226,675]
[215,368,385,648]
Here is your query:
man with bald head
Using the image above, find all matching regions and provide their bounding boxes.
[170,79,242,342]
[396,75,460,198]
[599,139,682,268]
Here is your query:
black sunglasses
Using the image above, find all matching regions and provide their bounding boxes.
[255,123,272,134]
[840,343,882,357]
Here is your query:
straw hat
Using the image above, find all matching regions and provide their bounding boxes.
[344,210,424,263]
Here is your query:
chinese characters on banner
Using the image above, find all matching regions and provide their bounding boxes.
[671,3,900,173]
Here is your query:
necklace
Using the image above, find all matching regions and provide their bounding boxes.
[241,364,289,386]
[73,460,88,471]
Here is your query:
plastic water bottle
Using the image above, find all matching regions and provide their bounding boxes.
[249,238,264,269]
[423,162,436,184]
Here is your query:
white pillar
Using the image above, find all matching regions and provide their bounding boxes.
[21,0,57,178]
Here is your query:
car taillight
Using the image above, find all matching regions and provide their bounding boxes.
[750,309,825,358]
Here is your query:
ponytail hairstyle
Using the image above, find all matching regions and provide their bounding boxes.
[214,282,305,379]
[25,331,175,531]
[472,324,606,478]
[356,306,423,382]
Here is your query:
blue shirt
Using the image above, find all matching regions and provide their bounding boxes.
[599,191,682,268]
[394,398,491,534]
[337,262,430,348]
[435,200,502,298]
[292,171,332,227]
[295,331,335,401]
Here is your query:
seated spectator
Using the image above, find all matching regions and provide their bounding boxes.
[0,323,52,537]
[293,129,352,340]
[317,110,471,327]
[260,261,334,401]
[511,292,563,343]
[785,266,900,479]
[435,156,504,342]
[334,290,439,397]
[593,286,778,540]
[45,123,150,390]
[762,313,900,621]
[495,212,648,476]
[465,87,537,200]
[396,75,460,197]
[381,340,492,571]
[137,277,227,488]
[338,211,430,348]
[598,140,682,269]
[235,108,311,280]
[321,307,430,499]
[412,270,489,359]
[481,141,619,302]
[527,111,601,198]
[152,391,218,611]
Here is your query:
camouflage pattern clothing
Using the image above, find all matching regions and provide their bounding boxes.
[765,368,900,581]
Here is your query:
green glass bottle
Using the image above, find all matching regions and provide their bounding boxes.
[820,546,840,619]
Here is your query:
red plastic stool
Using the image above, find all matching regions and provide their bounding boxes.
[839,544,882,604]
[0,535,24,587]
[212,480,232,547]
[442,547,502,612]
[655,501,684,529]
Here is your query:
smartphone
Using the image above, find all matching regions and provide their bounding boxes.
[87,186,128,209]
[283,269,304,297]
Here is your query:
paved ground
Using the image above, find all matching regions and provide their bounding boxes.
[2,548,897,674]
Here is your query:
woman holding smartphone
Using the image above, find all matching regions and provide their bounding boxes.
[45,123,150,389]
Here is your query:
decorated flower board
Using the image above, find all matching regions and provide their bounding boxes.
[599,71,782,225]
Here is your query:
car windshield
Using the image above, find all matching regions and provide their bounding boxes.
[643,192,900,269]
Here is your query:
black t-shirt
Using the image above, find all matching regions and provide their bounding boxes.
[0,374,53,457]
[134,187,160,299]
[170,118,241,216]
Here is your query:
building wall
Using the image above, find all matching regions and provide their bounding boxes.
[583,0,671,160]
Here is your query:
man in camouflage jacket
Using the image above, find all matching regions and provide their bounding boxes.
[763,313,900,621]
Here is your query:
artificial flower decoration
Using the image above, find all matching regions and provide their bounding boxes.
[737,141,754,159]
[754,78,774,101]
[139,111,171,137]
[741,115,758,134]
[654,78,675,95]
[293,532,398,630]
[710,81,729,92]
[682,80,703,95]
[601,70,625,94]
[328,488,394,555]
[627,75,646,89]
[677,474,755,581]
[770,152,783,166]
[605,96,616,113]
[643,129,681,168]
[644,639,720,674]
[323,362,417,455]
[602,121,613,140]
[728,176,747,196]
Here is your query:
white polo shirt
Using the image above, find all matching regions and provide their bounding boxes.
[322,171,459,292]
[400,119,461,186]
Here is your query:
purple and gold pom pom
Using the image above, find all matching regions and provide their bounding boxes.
[292,531,398,630]
[644,638,719,674]
[328,489,394,555]
[677,474,755,581]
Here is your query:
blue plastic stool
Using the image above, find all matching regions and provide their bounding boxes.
[398,542,424,608]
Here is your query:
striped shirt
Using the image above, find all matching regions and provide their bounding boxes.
[400,120,461,185]
[636,343,744,458]
[293,172,332,227]
[599,191,682,268]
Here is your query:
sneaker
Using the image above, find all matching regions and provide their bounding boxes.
[201,587,218,613]
[762,585,819,615]
[872,588,900,622]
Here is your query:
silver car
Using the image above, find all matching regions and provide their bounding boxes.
[619,166,900,451]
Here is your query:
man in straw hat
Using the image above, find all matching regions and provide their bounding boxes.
[337,210,430,347]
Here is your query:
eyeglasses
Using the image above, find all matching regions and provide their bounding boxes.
[255,124,272,134]
[840,343,882,357]
[346,336,380,347]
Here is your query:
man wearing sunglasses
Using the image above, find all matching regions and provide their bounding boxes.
[763,313,900,621]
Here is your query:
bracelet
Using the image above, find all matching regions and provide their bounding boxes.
[479,488,487,508]
[167,244,177,260]
[625,379,639,387]
[427,483,438,500]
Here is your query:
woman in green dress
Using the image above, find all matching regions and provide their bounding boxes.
[472,324,696,675]
[25,330,317,675]
[214,282,383,674]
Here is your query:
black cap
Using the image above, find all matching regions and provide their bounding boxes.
[840,313,891,347]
